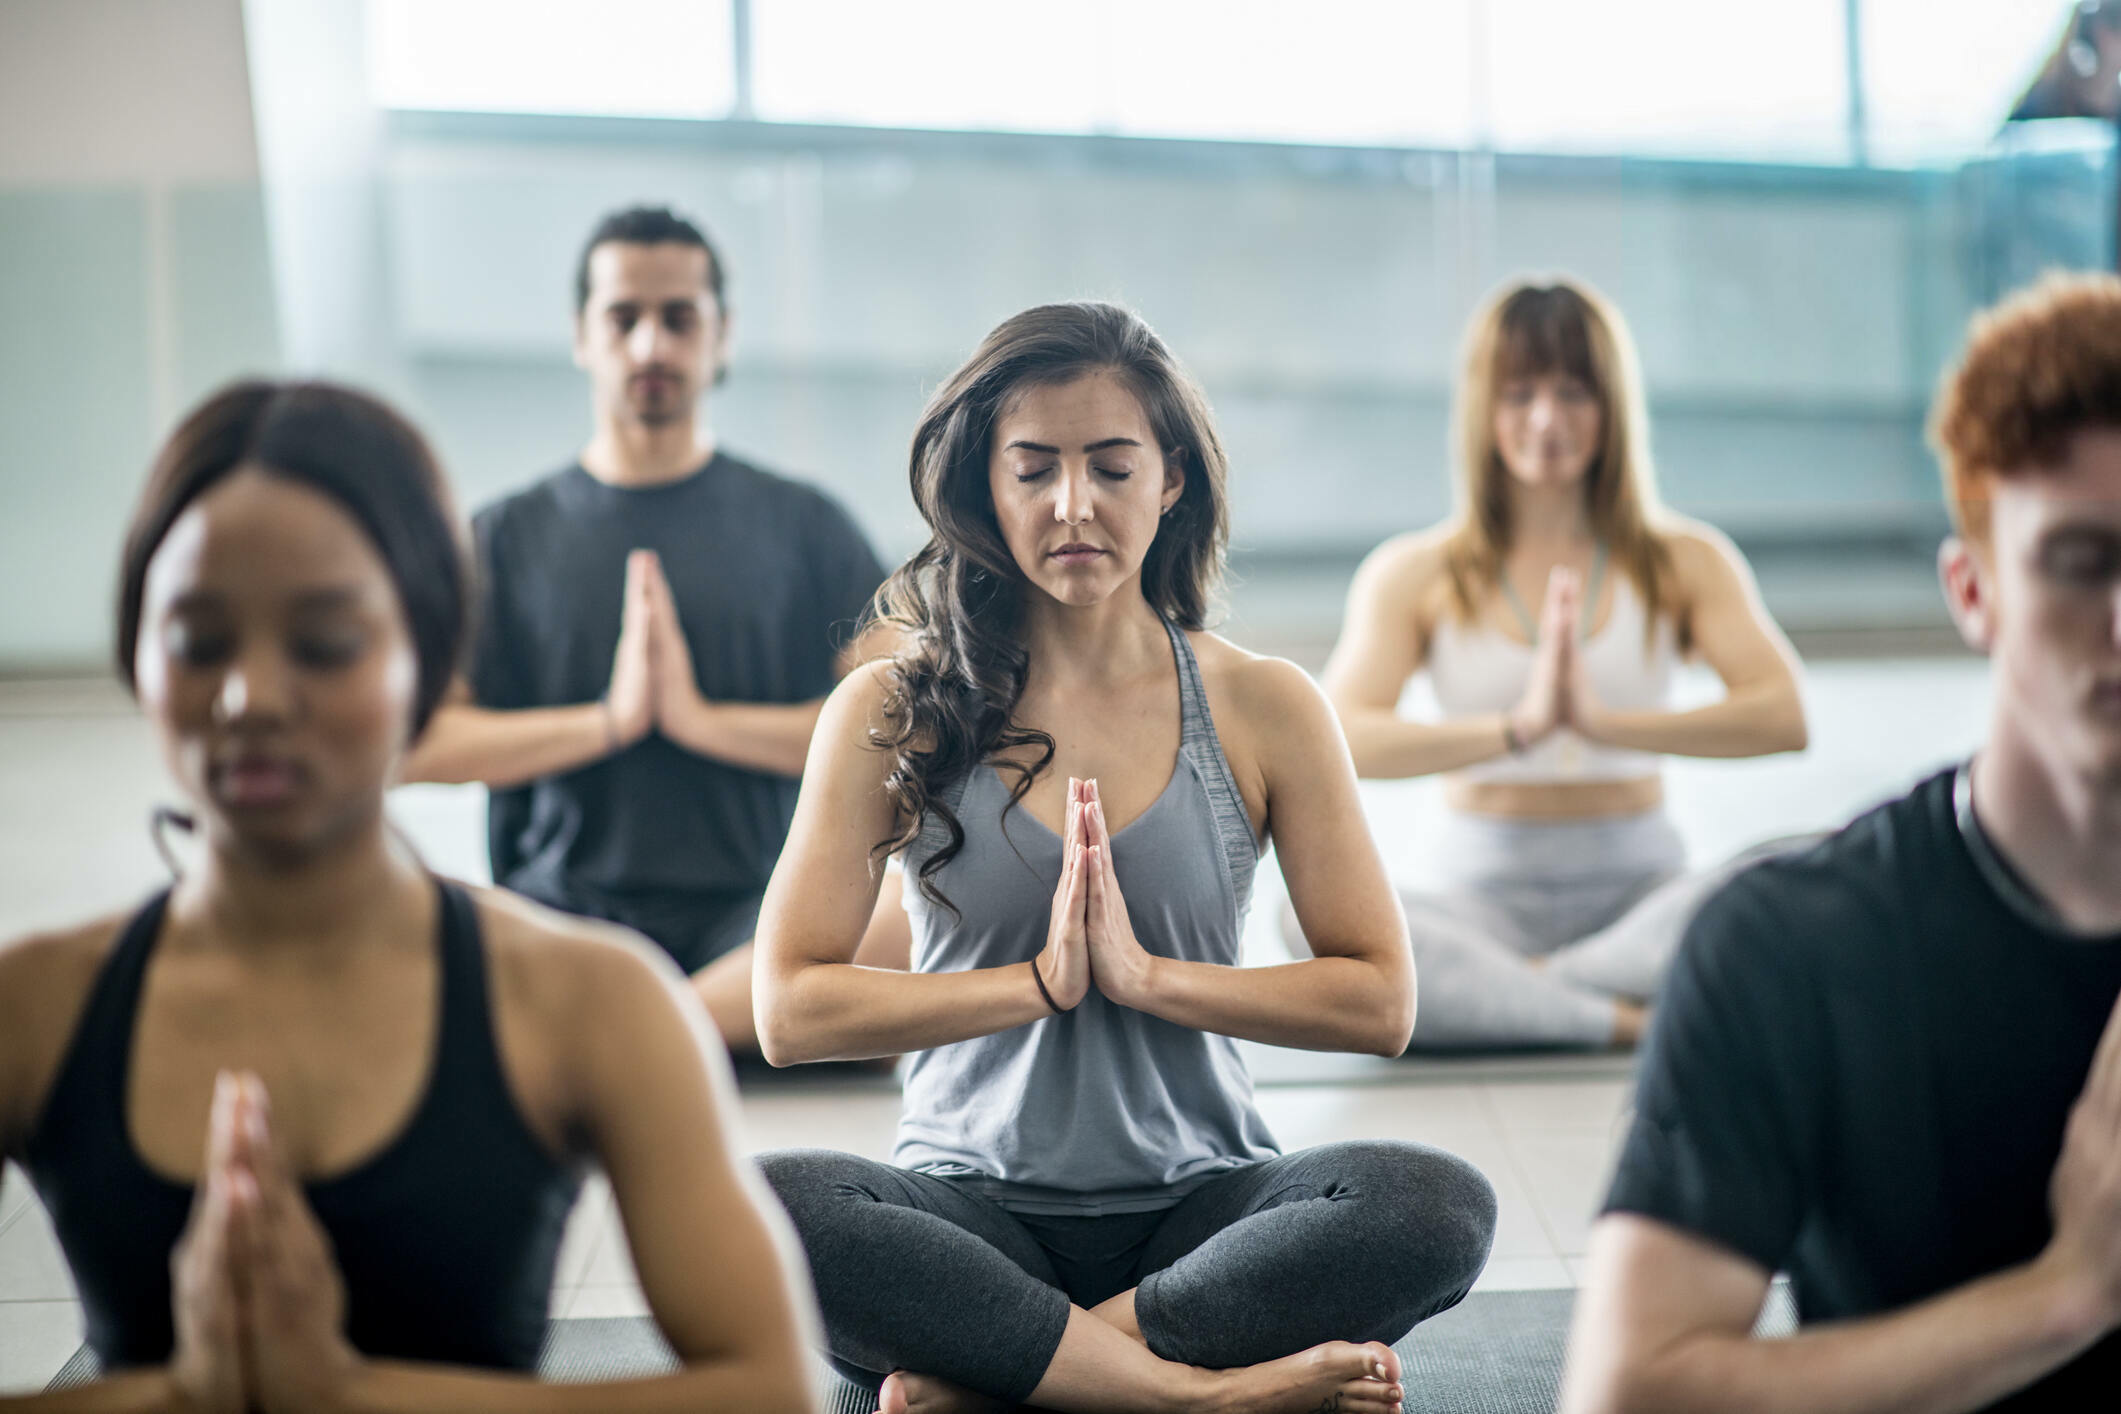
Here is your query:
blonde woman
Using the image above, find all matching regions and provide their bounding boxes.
[1297,278,1810,1050]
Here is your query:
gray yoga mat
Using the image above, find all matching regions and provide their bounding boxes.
[50,1284,1798,1411]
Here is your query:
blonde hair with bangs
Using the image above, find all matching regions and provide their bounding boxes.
[1441,277,1678,644]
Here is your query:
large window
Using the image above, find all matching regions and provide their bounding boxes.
[367,0,735,119]
[365,0,2087,168]
[1480,0,1850,161]
[1860,0,2061,165]
[750,0,1476,149]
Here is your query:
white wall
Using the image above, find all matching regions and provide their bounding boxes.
[380,124,1969,575]
[0,0,279,670]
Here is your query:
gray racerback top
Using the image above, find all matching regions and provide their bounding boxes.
[894,618,1281,1215]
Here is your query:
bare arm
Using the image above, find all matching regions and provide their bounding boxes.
[752,663,1067,1066]
[1565,988,2121,1414]
[1322,535,1534,779]
[328,940,823,1412]
[1090,658,1415,1057]
[1559,1216,2106,1414]
[658,697,825,779]
[397,689,615,788]
[648,558,897,779]
[1576,526,1808,761]
[400,553,659,787]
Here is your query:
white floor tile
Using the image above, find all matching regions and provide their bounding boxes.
[0,1200,77,1302]
[0,1300,84,1395]
[1506,1133,1624,1260]
[735,1090,903,1161]
[584,1217,640,1288]
[1481,1080,1632,1138]
[0,1166,30,1232]
[1470,1256,1574,1293]
[567,1283,650,1320]
[1252,1083,1499,1155]
[553,1176,612,1290]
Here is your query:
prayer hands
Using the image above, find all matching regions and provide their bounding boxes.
[603,550,659,747]
[1080,780,1157,1009]
[1508,567,1583,750]
[2039,992,2121,1329]
[230,1075,359,1414]
[1033,779,1093,1012]
[167,1074,251,1414]
[1034,779,1156,1015]
[169,1072,361,1414]
[637,550,708,730]
[603,549,712,754]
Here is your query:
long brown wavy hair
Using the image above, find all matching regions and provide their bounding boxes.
[1441,277,1676,644]
[873,301,1230,910]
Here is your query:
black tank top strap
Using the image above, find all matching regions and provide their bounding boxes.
[23,890,171,1173]
[420,878,566,1176]
[431,880,513,1107]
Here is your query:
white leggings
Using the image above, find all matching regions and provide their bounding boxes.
[1284,809,1818,1051]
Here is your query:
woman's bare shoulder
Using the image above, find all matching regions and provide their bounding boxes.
[470,885,687,1031]
[0,909,139,1147]
[1653,513,1746,573]
[1359,524,1458,591]
[0,910,135,985]
[1186,634,1340,740]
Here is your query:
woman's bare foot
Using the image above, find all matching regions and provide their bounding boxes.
[1611,999,1649,1048]
[1208,1340,1405,1414]
[877,1370,1008,1414]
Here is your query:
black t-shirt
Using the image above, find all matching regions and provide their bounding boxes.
[1605,767,2121,1411]
[469,454,886,904]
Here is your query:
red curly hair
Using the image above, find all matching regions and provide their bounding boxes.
[1931,272,2121,544]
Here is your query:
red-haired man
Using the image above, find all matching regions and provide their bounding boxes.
[1563,273,2121,1412]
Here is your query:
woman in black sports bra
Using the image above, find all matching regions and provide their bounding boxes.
[0,382,822,1411]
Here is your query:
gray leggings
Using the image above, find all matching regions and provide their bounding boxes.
[1285,811,1823,1050]
[760,1140,1497,1404]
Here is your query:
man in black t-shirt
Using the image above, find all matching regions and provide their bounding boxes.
[1561,275,2121,1413]
[401,206,902,1055]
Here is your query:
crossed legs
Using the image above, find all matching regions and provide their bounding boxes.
[759,1141,1495,1412]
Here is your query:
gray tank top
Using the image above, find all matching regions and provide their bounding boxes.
[894,618,1281,1215]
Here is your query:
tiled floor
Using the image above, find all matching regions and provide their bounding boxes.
[0,655,1990,1392]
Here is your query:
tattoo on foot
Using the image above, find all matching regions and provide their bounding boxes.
[1306,1398,1343,1414]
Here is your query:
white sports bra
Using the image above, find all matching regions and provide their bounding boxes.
[1426,549,1677,785]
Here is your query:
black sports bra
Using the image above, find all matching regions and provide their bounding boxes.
[19,880,583,1370]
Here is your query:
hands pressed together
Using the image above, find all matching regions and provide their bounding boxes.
[169,1072,359,1414]
[1032,778,1159,1015]
[1506,566,1609,754]
[602,547,710,752]
[2039,992,2121,1337]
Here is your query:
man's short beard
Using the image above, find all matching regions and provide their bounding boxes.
[626,388,688,428]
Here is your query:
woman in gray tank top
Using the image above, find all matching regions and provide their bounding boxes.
[753,303,1497,1414]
